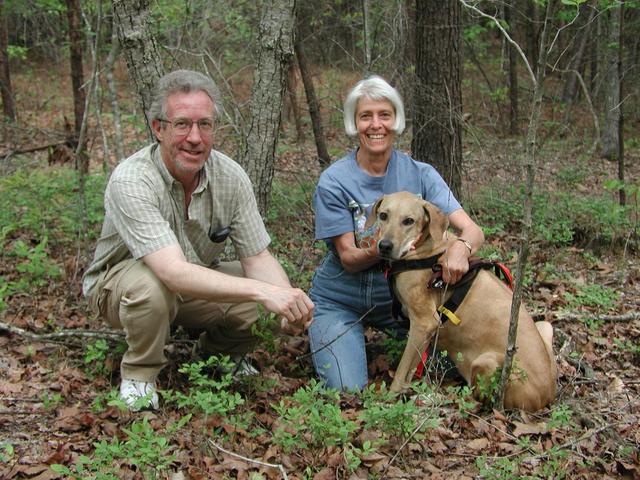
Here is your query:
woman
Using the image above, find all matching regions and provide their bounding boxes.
[309,75,484,391]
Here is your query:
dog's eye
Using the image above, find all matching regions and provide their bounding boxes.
[402,218,415,226]
[379,212,388,221]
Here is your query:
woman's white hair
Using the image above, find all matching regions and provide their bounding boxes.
[343,75,405,137]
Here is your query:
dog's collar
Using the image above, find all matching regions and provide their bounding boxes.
[383,252,445,278]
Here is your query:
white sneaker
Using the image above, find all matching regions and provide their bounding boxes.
[229,354,259,377]
[119,378,159,411]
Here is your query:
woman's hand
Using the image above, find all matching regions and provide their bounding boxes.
[439,239,471,284]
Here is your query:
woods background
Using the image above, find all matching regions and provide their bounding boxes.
[0,1,639,479]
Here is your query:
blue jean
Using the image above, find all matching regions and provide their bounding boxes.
[309,251,406,391]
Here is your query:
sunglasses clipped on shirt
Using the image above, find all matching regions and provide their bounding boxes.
[158,117,215,136]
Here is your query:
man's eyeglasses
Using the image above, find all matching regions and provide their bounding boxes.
[158,117,214,136]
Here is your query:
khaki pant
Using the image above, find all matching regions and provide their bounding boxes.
[88,259,262,382]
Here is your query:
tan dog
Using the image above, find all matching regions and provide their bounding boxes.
[371,192,557,411]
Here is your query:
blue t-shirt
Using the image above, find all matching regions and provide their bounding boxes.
[313,149,461,247]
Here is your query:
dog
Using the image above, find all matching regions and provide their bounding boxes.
[370,191,557,412]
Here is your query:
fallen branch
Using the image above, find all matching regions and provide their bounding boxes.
[0,321,124,342]
[553,311,640,323]
[209,439,288,480]
[0,141,69,157]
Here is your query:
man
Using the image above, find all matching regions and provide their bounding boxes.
[83,70,314,410]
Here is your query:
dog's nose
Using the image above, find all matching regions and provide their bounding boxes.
[378,239,393,256]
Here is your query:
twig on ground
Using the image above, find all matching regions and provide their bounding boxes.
[0,321,125,342]
[209,439,288,480]
[553,312,640,323]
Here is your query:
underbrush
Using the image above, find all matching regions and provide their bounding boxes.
[471,181,638,249]
[1,163,638,478]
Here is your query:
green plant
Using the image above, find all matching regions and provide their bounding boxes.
[380,330,406,365]
[272,380,357,451]
[163,356,245,418]
[563,284,619,311]
[0,168,106,245]
[445,385,477,416]
[359,383,438,440]
[471,184,635,247]
[51,416,188,479]
[613,338,640,355]
[476,455,519,480]
[41,391,63,410]
[250,311,279,355]
[83,339,111,378]
[548,404,575,430]
[0,443,14,464]
[9,237,60,290]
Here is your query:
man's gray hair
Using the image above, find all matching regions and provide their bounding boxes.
[343,75,405,137]
[147,69,223,123]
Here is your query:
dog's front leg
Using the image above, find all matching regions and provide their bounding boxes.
[390,296,439,393]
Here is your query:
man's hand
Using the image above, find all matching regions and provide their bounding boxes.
[259,285,314,332]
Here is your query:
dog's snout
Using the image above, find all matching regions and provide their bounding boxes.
[378,239,393,256]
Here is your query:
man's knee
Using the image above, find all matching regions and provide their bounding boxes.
[112,262,178,329]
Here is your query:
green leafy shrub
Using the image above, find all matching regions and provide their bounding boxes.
[164,356,245,418]
[51,416,188,479]
[272,380,357,451]
[0,167,106,243]
[471,184,635,247]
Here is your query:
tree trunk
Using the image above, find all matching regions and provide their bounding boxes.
[284,60,303,142]
[505,1,519,135]
[561,2,596,103]
[412,0,462,198]
[601,3,622,165]
[0,0,15,121]
[362,0,372,74]
[496,0,558,412]
[241,0,296,215]
[112,0,164,140]
[294,21,331,169]
[67,0,86,165]
[104,21,125,168]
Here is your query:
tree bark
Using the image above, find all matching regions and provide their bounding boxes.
[241,0,296,215]
[65,0,87,167]
[505,1,519,135]
[412,0,463,198]
[0,0,15,121]
[561,2,596,103]
[601,2,623,168]
[104,21,125,168]
[112,0,164,140]
[294,21,331,169]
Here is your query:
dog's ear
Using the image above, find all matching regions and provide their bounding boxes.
[364,195,385,230]
[371,195,385,217]
[421,200,448,242]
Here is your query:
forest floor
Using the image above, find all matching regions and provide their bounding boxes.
[0,67,639,479]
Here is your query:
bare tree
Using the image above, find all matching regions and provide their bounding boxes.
[601,1,624,205]
[505,1,519,135]
[412,0,463,198]
[112,0,164,139]
[0,0,15,121]
[294,20,331,169]
[65,0,88,173]
[241,0,296,214]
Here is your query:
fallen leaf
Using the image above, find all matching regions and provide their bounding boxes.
[466,437,489,451]
[513,421,548,436]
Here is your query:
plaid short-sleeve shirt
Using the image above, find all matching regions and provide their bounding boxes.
[82,143,271,296]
